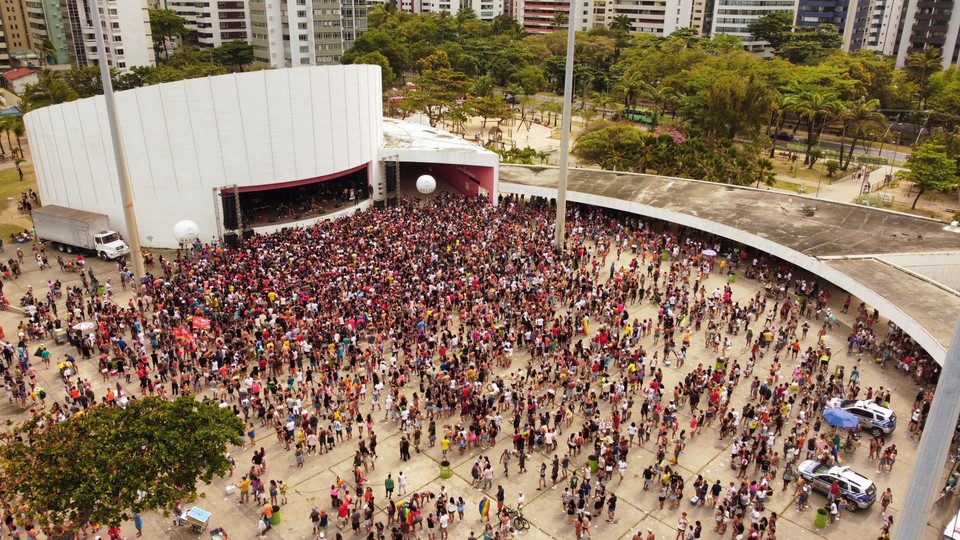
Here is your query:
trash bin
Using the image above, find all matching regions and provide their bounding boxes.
[271,505,281,525]
[54,329,67,345]
[727,273,736,284]
[715,358,726,372]
[587,455,599,473]
[440,460,452,479]
[661,252,669,262]
[814,507,828,529]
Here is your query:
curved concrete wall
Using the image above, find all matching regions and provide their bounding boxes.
[24,65,383,248]
[500,181,948,365]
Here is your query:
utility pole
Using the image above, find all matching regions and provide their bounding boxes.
[89,0,146,283]
[554,0,577,249]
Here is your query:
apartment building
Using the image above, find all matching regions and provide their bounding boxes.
[0,0,32,52]
[894,0,960,65]
[24,0,70,64]
[598,0,696,35]
[249,0,367,68]
[165,0,250,48]
[517,0,600,33]
[710,0,797,52]
[61,0,153,70]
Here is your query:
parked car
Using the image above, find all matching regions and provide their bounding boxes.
[774,132,795,141]
[795,460,877,510]
[839,399,897,436]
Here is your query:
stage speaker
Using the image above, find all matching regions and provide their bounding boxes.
[222,193,239,230]
[223,231,239,248]
[242,229,255,240]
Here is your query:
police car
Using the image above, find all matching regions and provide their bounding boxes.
[839,399,897,436]
[795,460,877,511]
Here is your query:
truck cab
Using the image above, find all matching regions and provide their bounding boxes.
[93,231,131,260]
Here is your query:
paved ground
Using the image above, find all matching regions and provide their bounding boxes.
[0,230,951,540]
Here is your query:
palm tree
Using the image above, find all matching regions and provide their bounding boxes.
[840,98,884,170]
[754,157,776,188]
[11,120,25,158]
[551,12,568,29]
[591,92,618,119]
[609,15,632,33]
[613,72,644,110]
[767,92,792,157]
[906,47,942,109]
[472,76,494,98]
[36,37,57,69]
[20,71,78,108]
[789,89,839,164]
[638,82,676,127]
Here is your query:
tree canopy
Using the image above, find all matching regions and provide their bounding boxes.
[0,396,242,539]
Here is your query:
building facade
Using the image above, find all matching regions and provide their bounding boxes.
[517,0,600,33]
[598,0,696,35]
[250,0,366,67]
[24,0,71,65]
[0,0,32,53]
[24,65,498,247]
[164,0,250,48]
[60,0,153,70]
[895,0,960,66]
[710,0,797,52]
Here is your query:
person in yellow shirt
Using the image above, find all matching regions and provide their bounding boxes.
[240,475,251,503]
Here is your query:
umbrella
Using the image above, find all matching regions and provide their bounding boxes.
[823,408,860,429]
[702,249,717,257]
[72,321,96,334]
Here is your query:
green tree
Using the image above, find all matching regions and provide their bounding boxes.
[614,71,644,109]
[404,67,473,126]
[148,9,189,63]
[551,12,569,29]
[639,81,676,127]
[353,51,397,87]
[36,37,58,68]
[573,123,645,170]
[776,25,842,64]
[747,11,793,50]
[681,73,772,140]
[609,15,632,33]
[469,94,512,127]
[591,92,618,119]
[897,142,960,208]
[213,41,254,72]
[20,72,78,109]
[471,75,495,97]
[788,87,839,163]
[838,97,884,169]
[906,46,943,109]
[0,396,242,540]
[508,65,546,96]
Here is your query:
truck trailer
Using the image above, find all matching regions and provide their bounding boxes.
[31,205,130,260]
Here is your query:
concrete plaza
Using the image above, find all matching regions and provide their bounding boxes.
[0,228,949,540]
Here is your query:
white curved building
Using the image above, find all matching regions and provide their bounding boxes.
[25,65,499,247]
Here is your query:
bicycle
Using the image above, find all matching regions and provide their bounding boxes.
[501,506,530,530]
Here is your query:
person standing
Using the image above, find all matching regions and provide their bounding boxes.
[398,471,407,495]
[880,488,893,515]
[606,493,617,522]
[385,473,395,498]
[675,512,688,540]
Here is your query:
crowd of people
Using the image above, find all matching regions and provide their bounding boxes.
[0,193,940,540]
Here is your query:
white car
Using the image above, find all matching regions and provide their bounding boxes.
[839,399,897,436]
[795,460,877,510]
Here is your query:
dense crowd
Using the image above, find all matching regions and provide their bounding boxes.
[0,193,938,540]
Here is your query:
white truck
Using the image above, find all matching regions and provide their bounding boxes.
[32,205,131,260]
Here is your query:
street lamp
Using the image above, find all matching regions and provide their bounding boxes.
[554,0,578,249]
[89,0,146,283]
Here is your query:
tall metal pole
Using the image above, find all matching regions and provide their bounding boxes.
[895,314,960,539]
[553,0,577,250]
[89,0,146,283]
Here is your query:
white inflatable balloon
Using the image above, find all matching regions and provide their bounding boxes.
[172,219,200,243]
[416,175,437,194]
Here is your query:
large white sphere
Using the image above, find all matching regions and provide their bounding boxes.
[416,175,437,194]
[172,219,200,242]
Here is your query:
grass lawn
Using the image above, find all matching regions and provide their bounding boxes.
[772,179,804,193]
[0,159,38,241]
